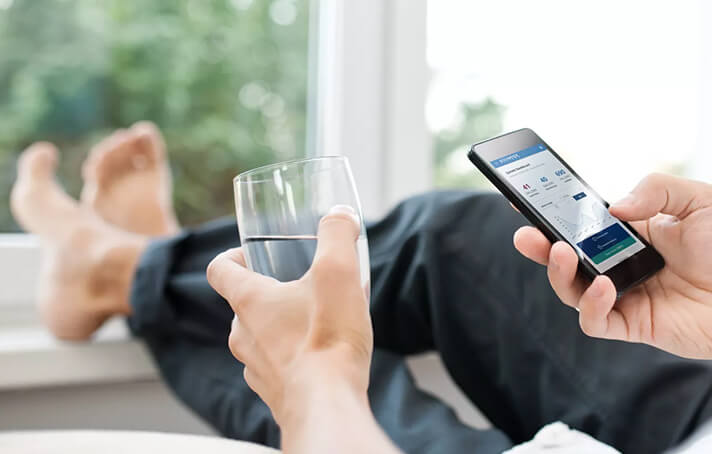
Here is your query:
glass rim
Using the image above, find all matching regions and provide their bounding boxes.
[233,155,348,184]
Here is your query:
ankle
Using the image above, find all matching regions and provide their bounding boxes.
[40,232,149,341]
[94,233,148,316]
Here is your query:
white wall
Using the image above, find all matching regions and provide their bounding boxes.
[696,0,712,181]
[0,359,488,437]
[0,380,214,434]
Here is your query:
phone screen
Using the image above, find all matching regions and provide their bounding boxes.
[490,143,646,272]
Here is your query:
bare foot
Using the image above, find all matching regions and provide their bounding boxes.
[80,121,180,237]
[10,143,147,340]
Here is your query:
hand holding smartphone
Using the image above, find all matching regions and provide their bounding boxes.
[469,129,712,359]
[468,128,664,296]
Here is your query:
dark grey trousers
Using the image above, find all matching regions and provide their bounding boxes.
[128,191,712,453]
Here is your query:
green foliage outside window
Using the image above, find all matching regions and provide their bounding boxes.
[0,0,309,231]
[433,98,505,189]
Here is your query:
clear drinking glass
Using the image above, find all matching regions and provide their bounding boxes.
[234,156,370,295]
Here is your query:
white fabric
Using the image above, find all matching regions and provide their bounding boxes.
[3,424,710,453]
[504,422,620,454]
[671,435,712,454]
[504,419,712,454]
[667,419,712,453]
[0,430,279,454]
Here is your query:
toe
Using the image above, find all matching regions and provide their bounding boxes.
[93,131,150,187]
[84,122,165,189]
[11,143,80,236]
[95,122,165,180]
[132,121,160,134]
[17,142,58,181]
[83,129,129,182]
[94,137,139,184]
[131,121,165,162]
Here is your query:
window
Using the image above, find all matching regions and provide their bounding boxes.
[428,0,705,201]
[0,0,314,316]
[0,0,312,232]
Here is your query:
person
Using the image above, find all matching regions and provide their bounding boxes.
[9,121,712,453]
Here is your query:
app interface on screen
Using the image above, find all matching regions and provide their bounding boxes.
[491,143,645,272]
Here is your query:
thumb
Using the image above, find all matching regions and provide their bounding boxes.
[312,205,361,273]
[610,173,711,221]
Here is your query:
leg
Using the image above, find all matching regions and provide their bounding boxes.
[129,217,513,452]
[367,190,712,453]
[12,134,511,452]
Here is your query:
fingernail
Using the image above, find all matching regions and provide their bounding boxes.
[590,277,605,298]
[611,193,636,209]
[328,205,360,225]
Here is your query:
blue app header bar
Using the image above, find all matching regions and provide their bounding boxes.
[490,143,546,168]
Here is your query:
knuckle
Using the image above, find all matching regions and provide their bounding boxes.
[228,327,256,365]
[640,172,666,190]
[313,253,338,270]
[227,283,256,313]
[243,368,269,403]
[206,254,228,286]
[313,254,357,279]
[228,330,244,362]
[205,258,219,282]
[228,332,240,356]
[243,368,258,391]
[579,315,598,337]
[226,276,277,316]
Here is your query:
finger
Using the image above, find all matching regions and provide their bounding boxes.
[547,241,587,308]
[242,367,269,403]
[577,275,628,340]
[206,247,275,314]
[228,316,257,364]
[228,318,272,401]
[626,220,650,242]
[513,226,552,266]
[243,367,259,391]
[609,173,712,221]
[311,205,361,275]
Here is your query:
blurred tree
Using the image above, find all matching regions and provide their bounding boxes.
[0,0,309,231]
[433,98,505,189]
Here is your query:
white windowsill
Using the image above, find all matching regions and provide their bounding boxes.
[0,317,158,391]
[0,234,158,390]
[0,234,40,308]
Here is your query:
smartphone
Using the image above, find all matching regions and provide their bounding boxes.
[468,128,664,296]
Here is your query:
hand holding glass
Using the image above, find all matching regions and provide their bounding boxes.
[234,156,369,295]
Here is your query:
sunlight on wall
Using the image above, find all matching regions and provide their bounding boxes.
[428,0,702,200]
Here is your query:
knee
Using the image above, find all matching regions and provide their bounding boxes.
[393,190,510,234]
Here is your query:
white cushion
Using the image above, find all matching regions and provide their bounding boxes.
[0,430,280,454]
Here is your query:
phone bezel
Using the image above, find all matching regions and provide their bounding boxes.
[468,128,664,296]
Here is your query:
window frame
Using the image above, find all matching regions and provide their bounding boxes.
[311,0,431,219]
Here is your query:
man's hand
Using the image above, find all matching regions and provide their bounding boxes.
[206,206,373,424]
[514,173,712,359]
[208,207,402,454]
